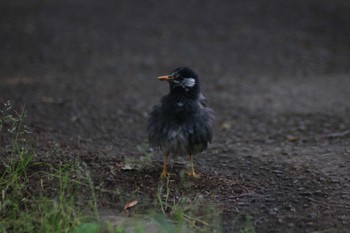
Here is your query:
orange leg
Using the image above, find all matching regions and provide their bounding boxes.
[160,151,169,177]
[187,154,200,178]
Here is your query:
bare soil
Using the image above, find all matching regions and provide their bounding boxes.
[1,0,350,232]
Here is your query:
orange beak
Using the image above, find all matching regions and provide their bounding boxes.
[157,75,173,81]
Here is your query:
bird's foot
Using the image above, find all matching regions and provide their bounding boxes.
[186,171,200,178]
[160,171,175,178]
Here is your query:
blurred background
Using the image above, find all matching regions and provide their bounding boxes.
[1,1,350,231]
[0,0,349,150]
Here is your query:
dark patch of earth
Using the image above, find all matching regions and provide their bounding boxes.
[1,0,350,232]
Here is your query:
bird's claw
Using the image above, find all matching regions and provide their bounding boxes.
[160,171,175,178]
[186,171,200,178]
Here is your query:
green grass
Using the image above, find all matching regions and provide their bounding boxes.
[0,102,96,232]
[0,161,99,233]
[0,101,256,233]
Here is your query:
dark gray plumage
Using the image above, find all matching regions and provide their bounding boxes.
[147,67,214,177]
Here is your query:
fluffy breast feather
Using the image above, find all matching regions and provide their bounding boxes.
[147,96,214,155]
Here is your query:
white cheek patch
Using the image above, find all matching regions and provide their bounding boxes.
[182,78,196,87]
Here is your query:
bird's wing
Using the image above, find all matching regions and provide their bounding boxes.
[147,105,163,148]
[198,93,208,107]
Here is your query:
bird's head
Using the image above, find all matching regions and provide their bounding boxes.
[157,67,200,98]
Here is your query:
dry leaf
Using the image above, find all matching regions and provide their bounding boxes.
[286,135,299,142]
[221,121,232,130]
[121,164,133,171]
[41,96,55,103]
[124,200,138,210]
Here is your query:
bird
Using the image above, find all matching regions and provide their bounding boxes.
[147,66,214,177]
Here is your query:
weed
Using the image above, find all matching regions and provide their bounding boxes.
[157,174,171,215]
[0,101,30,155]
[0,101,32,209]
[0,102,99,232]
[156,175,223,233]
[0,102,233,233]
[240,215,256,233]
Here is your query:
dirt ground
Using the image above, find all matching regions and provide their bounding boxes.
[1,0,350,232]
